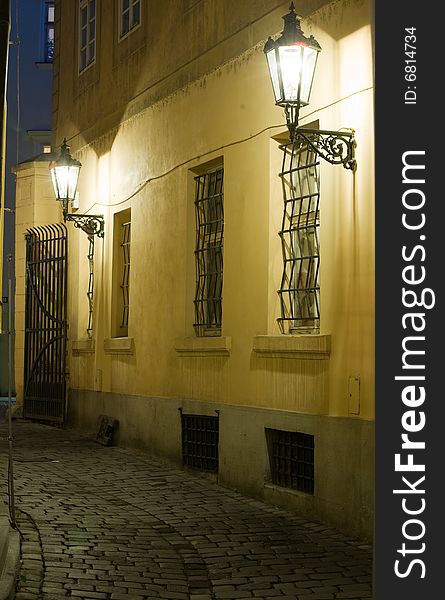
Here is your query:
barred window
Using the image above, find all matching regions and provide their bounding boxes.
[112,209,131,337]
[194,166,224,337]
[120,220,131,331]
[120,0,141,38]
[278,136,320,334]
[79,0,96,72]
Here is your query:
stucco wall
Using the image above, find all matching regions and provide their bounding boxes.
[60,0,374,421]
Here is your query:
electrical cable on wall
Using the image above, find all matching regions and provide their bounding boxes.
[73,84,372,216]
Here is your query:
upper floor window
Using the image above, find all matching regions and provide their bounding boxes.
[79,0,96,72]
[120,0,141,38]
[44,3,55,62]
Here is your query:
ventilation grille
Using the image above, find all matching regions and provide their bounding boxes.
[266,428,314,494]
[182,414,219,472]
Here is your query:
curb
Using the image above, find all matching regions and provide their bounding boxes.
[0,525,20,600]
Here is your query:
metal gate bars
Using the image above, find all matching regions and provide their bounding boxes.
[23,224,68,424]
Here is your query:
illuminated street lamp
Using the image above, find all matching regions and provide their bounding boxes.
[50,139,105,237]
[264,2,356,169]
[264,2,320,138]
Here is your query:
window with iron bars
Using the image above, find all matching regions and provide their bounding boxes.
[86,236,95,337]
[120,220,131,332]
[194,166,224,337]
[278,136,320,334]
[112,209,131,337]
[266,428,315,494]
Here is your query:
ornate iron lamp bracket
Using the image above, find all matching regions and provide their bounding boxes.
[63,210,105,238]
[295,127,356,170]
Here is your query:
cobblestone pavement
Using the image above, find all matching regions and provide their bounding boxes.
[0,421,373,600]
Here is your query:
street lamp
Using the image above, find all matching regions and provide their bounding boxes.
[49,139,105,237]
[264,2,356,170]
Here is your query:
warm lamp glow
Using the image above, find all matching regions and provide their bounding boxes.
[48,138,105,237]
[264,3,321,108]
[264,3,356,168]
[49,139,81,205]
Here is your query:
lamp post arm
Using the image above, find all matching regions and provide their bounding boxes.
[295,127,356,170]
[63,212,105,238]
[284,104,300,143]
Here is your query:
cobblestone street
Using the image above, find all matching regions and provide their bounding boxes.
[0,421,372,600]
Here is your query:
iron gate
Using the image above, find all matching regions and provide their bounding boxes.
[23,224,68,424]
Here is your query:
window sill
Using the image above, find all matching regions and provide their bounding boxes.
[104,337,134,355]
[252,334,330,360]
[72,338,95,355]
[175,336,231,357]
[118,22,142,43]
[34,61,53,70]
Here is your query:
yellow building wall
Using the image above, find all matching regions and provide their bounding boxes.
[60,0,374,420]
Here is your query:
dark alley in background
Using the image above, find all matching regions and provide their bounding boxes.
[0,0,53,397]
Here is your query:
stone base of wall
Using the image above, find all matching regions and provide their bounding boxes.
[68,389,374,541]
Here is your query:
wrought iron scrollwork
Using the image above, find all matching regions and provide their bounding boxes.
[295,127,356,170]
[63,212,105,238]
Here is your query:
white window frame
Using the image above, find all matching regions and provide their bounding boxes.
[79,0,97,73]
[44,2,55,63]
[119,0,141,40]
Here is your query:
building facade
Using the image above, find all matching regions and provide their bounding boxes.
[15,0,374,540]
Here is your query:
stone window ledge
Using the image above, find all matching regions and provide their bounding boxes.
[72,338,95,355]
[175,336,231,357]
[252,334,331,360]
[35,62,53,71]
[104,337,135,355]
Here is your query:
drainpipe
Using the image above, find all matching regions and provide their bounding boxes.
[1,0,10,199]
[0,1,15,529]
[1,1,10,327]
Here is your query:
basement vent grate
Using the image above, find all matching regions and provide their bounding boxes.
[266,428,314,494]
[181,414,219,472]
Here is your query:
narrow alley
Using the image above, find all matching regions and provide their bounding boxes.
[1,420,372,600]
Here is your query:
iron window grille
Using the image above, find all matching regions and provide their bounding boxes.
[120,0,141,38]
[182,413,219,472]
[194,167,224,337]
[266,428,315,494]
[44,3,55,62]
[79,0,96,72]
[86,236,95,337]
[278,136,320,334]
[120,220,131,331]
